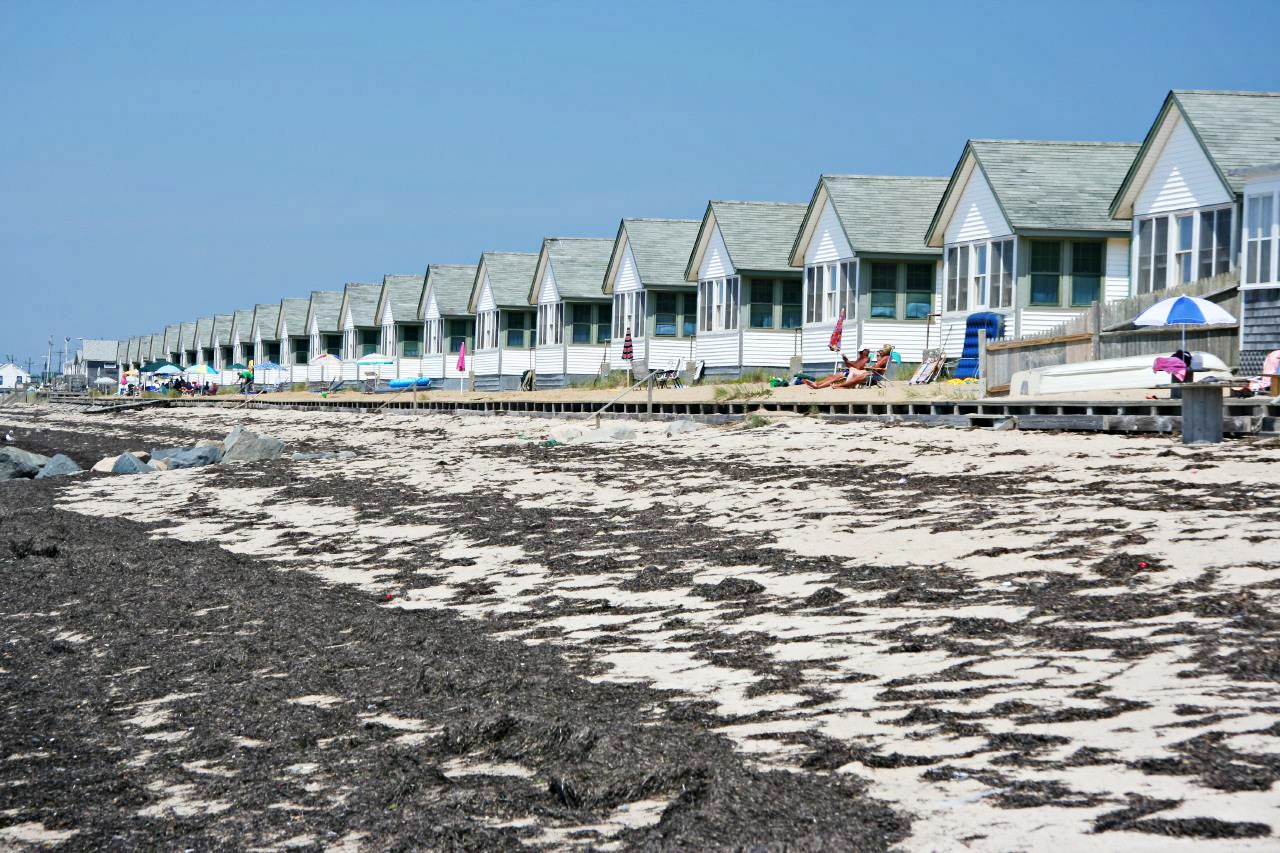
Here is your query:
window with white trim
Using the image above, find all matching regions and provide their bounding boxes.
[476,310,499,350]
[425,319,442,355]
[697,277,739,332]
[537,302,563,346]
[611,291,646,339]
[801,262,855,323]
[1244,191,1278,286]
[1137,205,1235,292]
[990,239,1014,309]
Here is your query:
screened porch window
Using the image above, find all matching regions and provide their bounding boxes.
[697,278,738,332]
[358,329,379,356]
[869,263,897,319]
[1176,213,1195,284]
[1070,241,1104,306]
[905,264,934,319]
[990,239,1014,309]
[323,335,343,357]
[1029,241,1062,305]
[611,291,646,338]
[397,325,422,357]
[446,319,472,354]
[569,303,593,344]
[476,310,499,350]
[750,281,775,328]
[425,319,442,355]
[504,311,535,348]
[1199,207,1233,280]
[537,302,563,346]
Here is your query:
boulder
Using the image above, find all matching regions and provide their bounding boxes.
[111,452,153,475]
[34,454,82,479]
[153,445,222,469]
[92,451,148,473]
[150,458,173,471]
[0,447,51,480]
[221,428,284,464]
[194,438,225,453]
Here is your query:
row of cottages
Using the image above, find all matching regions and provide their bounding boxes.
[602,218,703,371]
[306,290,344,362]
[1111,90,1280,371]
[420,264,478,381]
[466,253,539,390]
[276,297,310,367]
[377,274,425,359]
[685,202,806,376]
[925,140,1138,341]
[530,237,615,386]
[338,282,383,359]
[788,176,950,372]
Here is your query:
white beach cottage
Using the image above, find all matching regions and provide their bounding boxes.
[228,310,254,366]
[194,317,215,365]
[210,315,233,370]
[527,237,615,387]
[0,362,32,390]
[925,139,1139,344]
[466,252,540,391]
[251,303,282,364]
[1110,90,1280,371]
[162,323,183,365]
[1235,164,1280,369]
[305,290,345,364]
[684,201,807,377]
[419,264,477,384]
[338,282,384,361]
[788,176,948,370]
[601,218,702,372]
[178,321,198,367]
[376,274,426,369]
[275,297,311,368]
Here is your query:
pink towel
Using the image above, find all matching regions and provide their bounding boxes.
[1153,357,1187,382]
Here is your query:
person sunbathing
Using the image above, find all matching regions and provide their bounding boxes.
[833,345,893,388]
[803,349,870,388]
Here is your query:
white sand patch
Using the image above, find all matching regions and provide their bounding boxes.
[357,713,429,732]
[440,758,535,779]
[137,782,230,817]
[288,694,346,709]
[0,822,79,844]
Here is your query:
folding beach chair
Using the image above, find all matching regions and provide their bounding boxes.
[687,360,706,385]
[908,349,947,385]
[655,359,684,388]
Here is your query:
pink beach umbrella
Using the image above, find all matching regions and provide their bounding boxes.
[456,342,466,393]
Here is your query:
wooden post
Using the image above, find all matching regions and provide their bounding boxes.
[977,329,988,379]
[1091,301,1102,360]
[646,372,653,419]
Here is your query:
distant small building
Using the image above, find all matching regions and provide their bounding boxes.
[73,339,121,379]
[0,362,31,390]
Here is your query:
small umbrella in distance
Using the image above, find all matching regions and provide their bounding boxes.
[1133,295,1236,352]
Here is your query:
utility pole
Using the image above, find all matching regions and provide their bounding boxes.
[45,337,52,385]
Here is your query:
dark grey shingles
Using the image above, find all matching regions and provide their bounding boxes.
[307,291,343,334]
[822,176,948,256]
[475,252,538,309]
[277,298,309,339]
[973,140,1140,233]
[342,283,382,328]
[379,274,425,324]
[422,265,478,318]
[252,304,281,342]
[542,238,615,300]
[620,219,701,290]
[1175,90,1280,192]
[709,201,807,272]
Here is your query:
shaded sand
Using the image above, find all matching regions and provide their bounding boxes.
[14,404,1280,850]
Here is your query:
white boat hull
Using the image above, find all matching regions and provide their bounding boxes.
[1010,352,1232,396]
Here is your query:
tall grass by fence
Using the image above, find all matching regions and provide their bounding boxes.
[984,273,1240,391]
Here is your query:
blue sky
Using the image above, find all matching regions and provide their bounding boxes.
[2,0,1278,368]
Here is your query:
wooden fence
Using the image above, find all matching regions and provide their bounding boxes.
[984,274,1240,392]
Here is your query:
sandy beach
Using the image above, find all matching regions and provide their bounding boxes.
[2,405,1279,850]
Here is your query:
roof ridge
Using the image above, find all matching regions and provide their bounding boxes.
[624,217,699,223]
[710,200,806,207]
[822,173,949,180]
[970,138,1140,147]
[1174,89,1280,98]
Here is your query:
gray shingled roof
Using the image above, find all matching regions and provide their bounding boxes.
[471,252,538,311]
[231,310,254,342]
[307,291,343,334]
[421,265,478,318]
[114,341,128,364]
[147,334,163,360]
[83,339,119,362]
[212,314,233,345]
[813,176,948,258]
[342,283,382,328]
[704,201,806,275]
[535,238,615,302]
[179,322,197,352]
[608,219,701,292]
[162,324,181,354]
[126,337,140,364]
[195,316,215,349]
[277,298,309,339]
[253,304,281,342]
[967,140,1138,234]
[1174,90,1280,192]
[379,274,425,324]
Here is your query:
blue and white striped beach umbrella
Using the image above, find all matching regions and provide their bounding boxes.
[1133,295,1236,350]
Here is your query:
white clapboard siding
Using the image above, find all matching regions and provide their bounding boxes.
[443,354,467,380]
[566,345,607,375]
[476,277,497,312]
[500,348,533,375]
[535,346,562,376]
[538,268,559,304]
[804,197,854,265]
[646,339,689,370]
[802,322,839,363]
[697,330,739,368]
[423,292,441,321]
[614,243,642,293]
[1105,237,1131,302]
[472,350,500,376]
[1134,114,1232,216]
[944,167,1012,244]
[700,224,735,280]
[861,322,936,363]
[740,331,798,368]
[423,354,444,380]
[1021,309,1086,337]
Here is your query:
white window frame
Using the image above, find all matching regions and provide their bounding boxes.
[1243,189,1280,287]
[612,291,645,339]
[697,276,740,332]
[944,238,1015,312]
[802,261,856,324]
[476,309,499,350]
[1135,204,1236,293]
